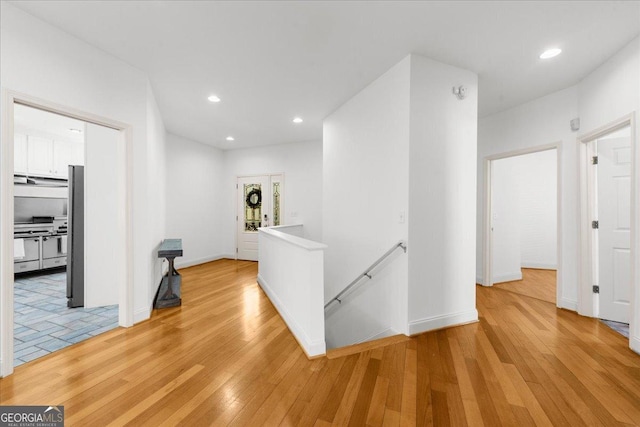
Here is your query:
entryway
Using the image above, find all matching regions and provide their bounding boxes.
[236,174,283,261]
[1,92,134,377]
[483,145,560,305]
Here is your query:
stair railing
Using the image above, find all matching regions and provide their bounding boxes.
[324,241,407,310]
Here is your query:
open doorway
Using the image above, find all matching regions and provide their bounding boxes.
[483,145,560,305]
[1,93,133,377]
[12,105,122,366]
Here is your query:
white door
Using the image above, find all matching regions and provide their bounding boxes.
[596,128,631,323]
[237,174,283,261]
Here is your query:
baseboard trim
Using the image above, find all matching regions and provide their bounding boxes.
[133,306,151,324]
[174,254,234,269]
[492,272,523,284]
[256,274,326,358]
[558,297,577,311]
[631,335,640,356]
[408,309,479,336]
[521,262,557,270]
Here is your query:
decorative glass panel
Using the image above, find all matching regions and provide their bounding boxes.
[244,183,262,232]
[273,182,281,226]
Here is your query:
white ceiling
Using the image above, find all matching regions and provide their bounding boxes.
[10,1,640,150]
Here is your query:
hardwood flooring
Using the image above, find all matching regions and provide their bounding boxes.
[1,259,639,426]
[493,268,556,304]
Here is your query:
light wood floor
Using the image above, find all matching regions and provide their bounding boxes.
[1,259,639,426]
[493,268,556,304]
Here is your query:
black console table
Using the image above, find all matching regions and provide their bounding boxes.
[154,238,183,309]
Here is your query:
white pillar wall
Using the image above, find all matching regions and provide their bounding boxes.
[323,54,478,344]
[407,55,479,334]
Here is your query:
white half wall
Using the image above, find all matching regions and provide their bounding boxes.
[221,140,323,255]
[323,55,410,341]
[407,55,479,334]
[165,133,227,268]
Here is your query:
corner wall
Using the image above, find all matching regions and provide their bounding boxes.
[165,133,227,268]
[407,55,479,334]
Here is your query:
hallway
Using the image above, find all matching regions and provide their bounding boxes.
[1,259,638,425]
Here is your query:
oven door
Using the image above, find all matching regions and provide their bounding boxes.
[18,237,40,262]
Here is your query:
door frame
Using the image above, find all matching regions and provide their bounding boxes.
[235,173,284,260]
[482,142,562,305]
[1,90,134,377]
[577,113,638,339]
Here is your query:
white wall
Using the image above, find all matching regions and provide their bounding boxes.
[491,157,523,282]
[323,56,410,345]
[477,86,578,309]
[222,140,323,252]
[518,150,557,269]
[146,83,167,300]
[407,55,478,334]
[0,2,166,324]
[165,133,227,268]
[490,150,557,282]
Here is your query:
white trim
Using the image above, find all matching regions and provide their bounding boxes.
[408,309,479,335]
[482,143,562,306]
[257,274,326,357]
[520,263,557,270]
[631,335,640,356]
[559,298,578,311]
[492,272,523,284]
[133,307,151,324]
[174,254,235,269]
[0,90,135,377]
[259,228,327,251]
[356,327,398,344]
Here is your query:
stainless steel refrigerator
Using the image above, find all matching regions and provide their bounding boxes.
[67,165,84,308]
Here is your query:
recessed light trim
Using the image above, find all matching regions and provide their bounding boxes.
[292,117,303,124]
[539,48,562,59]
[69,128,82,134]
[208,94,221,103]
[226,136,235,141]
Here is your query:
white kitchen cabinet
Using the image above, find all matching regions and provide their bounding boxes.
[27,135,54,176]
[70,140,85,166]
[14,133,29,174]
[52,140,72,178]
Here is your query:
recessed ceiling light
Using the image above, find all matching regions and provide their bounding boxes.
[292,117,303,124]
[69,128,82,134]
[208,94,221,103]
[539,48,562,59]
[226,136,235,141]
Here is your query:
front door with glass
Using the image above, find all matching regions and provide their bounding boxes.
[236,174,283,261]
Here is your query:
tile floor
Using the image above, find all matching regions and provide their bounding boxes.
[14,269,118,366]
[601,319,630,338]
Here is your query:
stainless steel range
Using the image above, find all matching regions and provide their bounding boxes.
[14,218,68,274]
